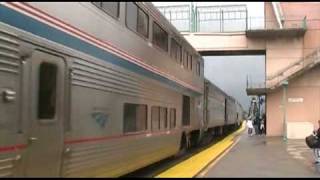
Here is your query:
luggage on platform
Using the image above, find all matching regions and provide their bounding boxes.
[306,134,319,149]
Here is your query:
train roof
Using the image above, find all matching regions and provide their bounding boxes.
[204,78,228,97]
[204,78,240,104]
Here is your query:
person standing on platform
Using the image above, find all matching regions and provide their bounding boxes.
[313,120,320,164]
[253,113,260,135]
[260,119,265,135]
[247,118,254,137]
[256,117,261,135]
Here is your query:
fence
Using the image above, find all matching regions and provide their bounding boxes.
[196,5,248,32]
[247,16,307,30]
[157,5,191,32]
[156,4,307,33]
[246,74,266,90]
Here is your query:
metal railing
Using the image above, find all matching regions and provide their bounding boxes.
[156,4,307,33]
[247,16,307,30]
[157,5,191,32]
[247,82,266,89]
[195,5,247,33]
[266,48,320,89]
[156,4,248,33]
[246,74,266,89]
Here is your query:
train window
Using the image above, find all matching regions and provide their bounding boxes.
[170,38,181,62]
[123,103,147,133]
[183,51,188,68]
[126,2,149,38]
[126,2,137,31]
[177,46,182,63]
[196,61,201,76]
[193,56,197,74]
[188,54,193,70]
[170,108,176,129]
[137,7,149,38]
[160,107,167,129]
[101,2,119,18]
[170,38,176,60]
[186,53,189,69]
[93,2,119,19]
[38,63,57,119]
[151,106,160,131]
[195,60,197,74]
[182,95,190,126]
[152,22,168,52]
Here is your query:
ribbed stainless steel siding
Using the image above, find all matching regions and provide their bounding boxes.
[0,29,20,177]
[72,58,155,98]
[62,133,180,177]
[0,29,19,75]
[0,155,15,177]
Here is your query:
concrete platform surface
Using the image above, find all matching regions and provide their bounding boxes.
[202,130,320,177]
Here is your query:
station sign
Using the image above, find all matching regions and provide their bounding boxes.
[288,97,303,103]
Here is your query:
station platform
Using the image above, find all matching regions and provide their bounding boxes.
[155,124,244,178]
[199,130,320,177]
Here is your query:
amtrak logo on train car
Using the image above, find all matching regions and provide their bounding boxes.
[91,111,109,128]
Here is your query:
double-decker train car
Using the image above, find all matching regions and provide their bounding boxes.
[0,2,204,177]
[203,79,242,137]
[0,2,243,177]
[203,79,226,135]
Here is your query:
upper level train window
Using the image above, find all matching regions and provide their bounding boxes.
[126,2,149,38]
[192,56,197,74]
[188,54,193,70]
[123,103,147,133]
[196,61,201,76]
[170,38,181,63]
[92,2,119,19]
[38,63,57,119]
[183,50,188,68]
[152,22,168,52]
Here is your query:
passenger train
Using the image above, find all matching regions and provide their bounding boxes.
[0,2,243,177]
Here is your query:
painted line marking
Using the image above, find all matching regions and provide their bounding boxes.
[197,136,241,177]
[155,123,245,178]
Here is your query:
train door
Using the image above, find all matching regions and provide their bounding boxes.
[24,51,65,177]
[224,98,228,124]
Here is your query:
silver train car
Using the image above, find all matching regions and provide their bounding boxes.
[203,79,243,136]
[0,2,204,177]
[0,2,243,177]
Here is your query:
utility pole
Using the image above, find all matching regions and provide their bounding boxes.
[281,80,288,141]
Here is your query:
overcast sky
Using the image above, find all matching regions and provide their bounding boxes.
[204,56,265,110]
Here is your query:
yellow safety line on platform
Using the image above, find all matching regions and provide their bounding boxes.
[196,135,242,177]
[155,122,246,178]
